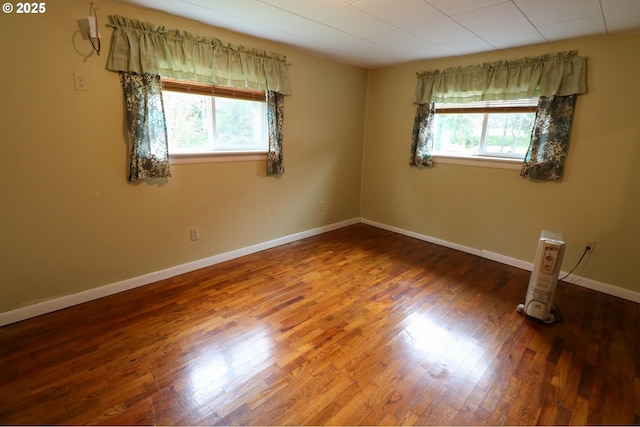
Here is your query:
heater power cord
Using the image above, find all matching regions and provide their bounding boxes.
[558,246,590,281]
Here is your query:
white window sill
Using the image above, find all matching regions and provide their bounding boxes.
[433,154,523,170]
[169,151,268,164]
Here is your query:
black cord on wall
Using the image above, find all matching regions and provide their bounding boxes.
[559,246,591,281]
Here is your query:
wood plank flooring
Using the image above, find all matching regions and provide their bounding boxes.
[0,223,638,425]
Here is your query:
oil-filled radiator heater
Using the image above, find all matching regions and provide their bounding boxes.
[517,230,565,323]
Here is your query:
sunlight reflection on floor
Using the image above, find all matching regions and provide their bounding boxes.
[401,312,487,381]
[188,326,274,405]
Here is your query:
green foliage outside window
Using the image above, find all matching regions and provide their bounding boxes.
[434,112,535,157]
[163,91,266,153]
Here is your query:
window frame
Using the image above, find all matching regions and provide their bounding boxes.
[161,78,269,164]
[431,98,538,168]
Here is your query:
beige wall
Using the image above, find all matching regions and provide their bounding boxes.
[0,0,367,312]
[362,33,640,293]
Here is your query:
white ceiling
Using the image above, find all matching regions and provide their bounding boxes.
[114,0,640,68]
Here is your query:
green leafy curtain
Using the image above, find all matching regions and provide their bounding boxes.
[520,95,576,181]
[409,103,435,167]
[411,51,586,175]
[266,91,285,175]
[108,15,292,178]
[120,72,171,181]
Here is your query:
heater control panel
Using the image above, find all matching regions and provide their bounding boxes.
[541,245,559,274]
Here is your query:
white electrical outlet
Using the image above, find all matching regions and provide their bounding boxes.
[190,227,200,241]
[74,72,88,91]
[585,240,596,252]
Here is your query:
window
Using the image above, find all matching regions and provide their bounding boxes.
[433,98,537,160]
[162,79,268,161]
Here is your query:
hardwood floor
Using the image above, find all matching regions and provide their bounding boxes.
[1,224,638,425]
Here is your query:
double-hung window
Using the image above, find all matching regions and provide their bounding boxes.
[162,79,268,163]
[433,98,538,160]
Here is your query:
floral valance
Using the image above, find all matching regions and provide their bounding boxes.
[106,15,291,95]
[415,51,586,104]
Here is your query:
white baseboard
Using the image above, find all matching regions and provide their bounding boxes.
[0,218,361,327]
[363,218,640,304]
[481,250,640,303]
[480,250,533,272]
[361,219,483,257]
[2,216,637,327]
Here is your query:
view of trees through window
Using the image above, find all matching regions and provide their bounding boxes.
[163,91,267,153]
[433,110,535,158]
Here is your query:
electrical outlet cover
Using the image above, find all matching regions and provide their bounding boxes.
[74,72,88,91]
[586,240,596,252]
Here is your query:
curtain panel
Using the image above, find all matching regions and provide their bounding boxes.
[107,15,291,95]
[414,51,586,104]
[409,103,435,168]
[520,95,577,181]
[266,91,285,175]
[120,72,171,181]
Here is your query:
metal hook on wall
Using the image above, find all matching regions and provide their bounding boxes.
[88,2,101,55]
